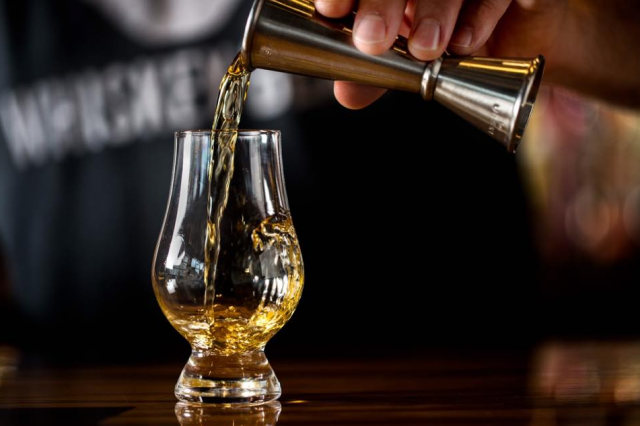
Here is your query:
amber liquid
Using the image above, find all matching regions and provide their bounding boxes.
[203,53,252,327]
[160,53,304,354]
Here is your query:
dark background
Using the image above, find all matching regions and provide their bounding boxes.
[0,0,639,365]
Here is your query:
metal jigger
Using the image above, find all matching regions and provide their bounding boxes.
[242,0,545,153]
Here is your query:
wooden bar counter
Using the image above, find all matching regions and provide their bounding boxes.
[1,342,639,425]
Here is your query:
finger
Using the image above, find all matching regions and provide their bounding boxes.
[405,0,418,18]
[399,0,416,37]
[315,0,355,18]
[334,81,387,109]
[408,0,464,61]
[448,0,512,55]
[353,0,407,55]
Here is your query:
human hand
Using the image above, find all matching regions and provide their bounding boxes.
[315,0,640,109]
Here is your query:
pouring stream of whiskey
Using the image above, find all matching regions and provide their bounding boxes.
[204,53,251,325]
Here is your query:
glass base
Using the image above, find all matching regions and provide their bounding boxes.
[175,350,281,405]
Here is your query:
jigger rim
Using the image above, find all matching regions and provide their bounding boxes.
[242,0,266,71]
[509,55,545,153]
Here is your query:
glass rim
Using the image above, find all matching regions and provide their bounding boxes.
[175,129,280,138]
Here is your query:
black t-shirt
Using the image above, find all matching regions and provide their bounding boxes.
[0,0,538,360]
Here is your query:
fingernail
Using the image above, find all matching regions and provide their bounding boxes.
[354,12,387,45]
[450,26,474,48]
[409,19,441,54]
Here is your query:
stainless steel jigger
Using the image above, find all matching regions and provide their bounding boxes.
[242,0,545,153]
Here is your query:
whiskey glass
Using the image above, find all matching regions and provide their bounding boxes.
[152,130,304,404]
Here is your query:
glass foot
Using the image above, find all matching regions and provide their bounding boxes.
[175,350,281,405]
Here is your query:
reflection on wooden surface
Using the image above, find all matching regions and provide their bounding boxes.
[530,341,640,426]
[1,343,640,425]
[175,401,281,426]
[533,341,640,404]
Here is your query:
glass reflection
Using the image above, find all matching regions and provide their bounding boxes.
[175,401,281,426]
